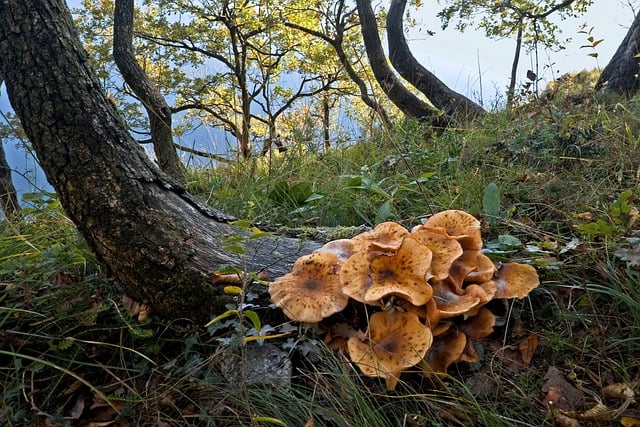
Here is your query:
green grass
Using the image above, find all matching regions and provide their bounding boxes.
[2,88,640,425]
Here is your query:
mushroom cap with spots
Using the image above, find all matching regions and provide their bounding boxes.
[342,237,434,307]
[269,252,349,323]
[410,227,464,281]
[351,221,409,252]
[347,310,433,390]
[421,327,467,376]
[313,238,358,263]
[419,210,483,251]
[448,249,481,291]
[431,279,495,318]
[493,263,540,299]
[464,253,497,284]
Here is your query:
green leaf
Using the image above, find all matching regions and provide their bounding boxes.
[375,200,393,223]
[223,244,246,255]
[243,310,261,332]
[205,309,239,328]
[251,417,287,426]
[574,219,617,239]
[497,234,522,248]
[482,182,501,223]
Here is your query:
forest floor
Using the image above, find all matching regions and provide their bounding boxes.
[2,86,640,426]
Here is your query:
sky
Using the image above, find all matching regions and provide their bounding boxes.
[1,0,637,200]
[406,0,636,106]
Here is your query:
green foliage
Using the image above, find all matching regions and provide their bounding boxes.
[72,0,389,157]
[437,0,593,51]
[574,190,637,240]
[482,181,501,224]
[4,85,640,425]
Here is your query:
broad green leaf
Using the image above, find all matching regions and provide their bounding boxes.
[243,310,261,332]
[482,182,501,223]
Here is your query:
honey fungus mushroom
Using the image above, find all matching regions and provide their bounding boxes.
[341,237,433,306]
[351,221,409,252]
[418,210,483,251]
[493,262,540,299]
[348,310,433,390]
[269,252,348,323]
[410,227,464,281]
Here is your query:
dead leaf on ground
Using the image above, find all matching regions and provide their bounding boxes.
[603,383,636,401]
[621,416,640,427]
[552,411,580,427]
[541,366,584,411]
[518,332,539,366]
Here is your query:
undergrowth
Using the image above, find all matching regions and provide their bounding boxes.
[2,89,640,425]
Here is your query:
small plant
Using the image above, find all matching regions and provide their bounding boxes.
[578,24,603,67]
[574,189,638,241]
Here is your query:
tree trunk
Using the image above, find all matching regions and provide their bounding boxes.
[0,75,21,220]
[386,0,485,121]
[0,0,318,323]
[506,22,524,108]
[113,0,185,182]
[596,13,640,96]
[0,138,20,220]
[355,0,444,124]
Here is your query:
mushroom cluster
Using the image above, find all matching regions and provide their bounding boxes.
[269,210,539,390]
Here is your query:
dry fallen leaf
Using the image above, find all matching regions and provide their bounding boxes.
[518,332,539,366]
[561,403,615,421]
[541,366,584,411]
[621,416,640,427]
[603,383,635,401]
[552,411,580,427]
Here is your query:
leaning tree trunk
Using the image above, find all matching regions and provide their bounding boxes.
[596,12,640,96]
[386,0,485,121]
[113,0,185,183]
[0,0,318,323]
[0,138,20,220]
[0,75,21,219]
[355,0,444,124]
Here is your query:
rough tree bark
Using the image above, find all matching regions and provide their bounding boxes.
[355,0,443,123]
[0,75,21,220]
[386,0,485,121]
[0,139,20,219]
[113,0,185,182]
[0,0,318,323]
[596,12,640,96]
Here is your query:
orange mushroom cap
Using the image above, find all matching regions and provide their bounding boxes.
[313,238,358,263]
[420,210,483,251]
[339,250,375,304]
[493,263,540,299]
[351,221,409,252]
[422,328,467,376]
[431,279,483,318]
[269,252,348,323]
[456,339,480,364]
[448,249,481,292]
[410,227,464,281]
[361,237,434,306]
[348,311,433,390]
[464,253,497,284]
[459,307,496,340]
